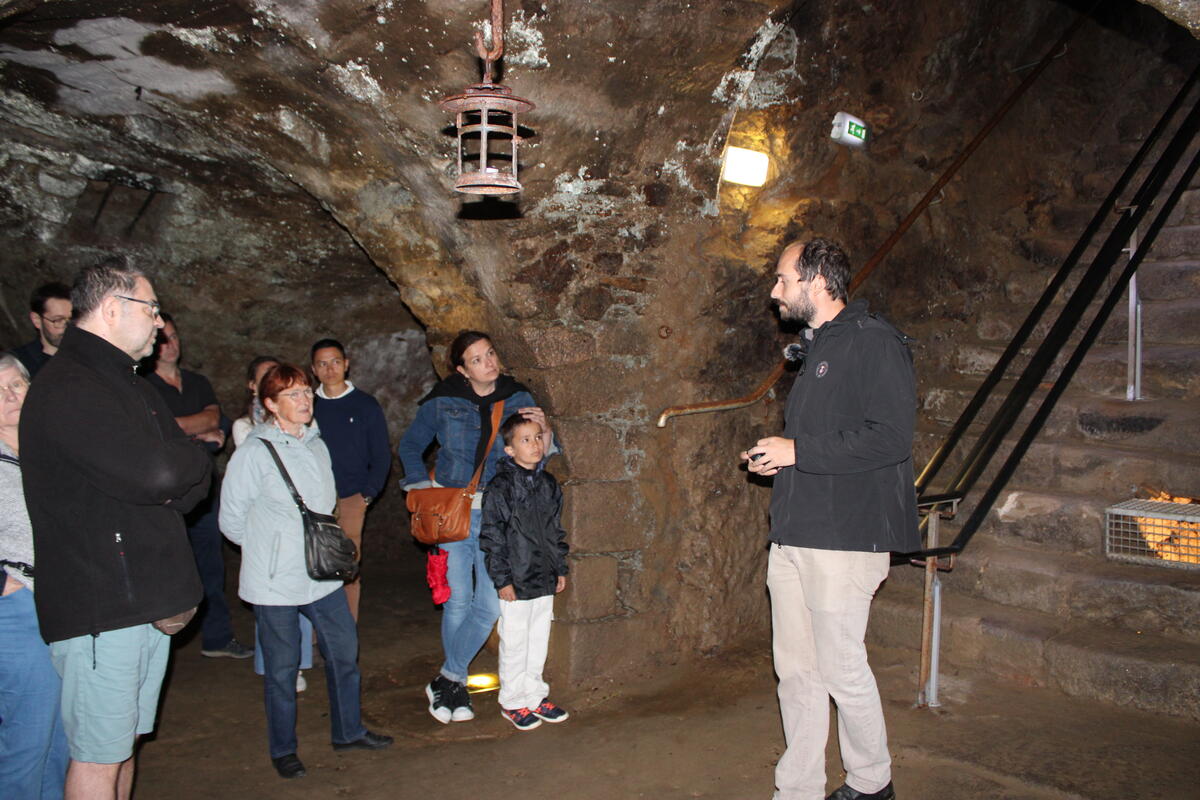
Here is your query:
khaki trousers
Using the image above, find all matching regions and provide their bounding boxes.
[767,544,892,800]
[335,494,367,621]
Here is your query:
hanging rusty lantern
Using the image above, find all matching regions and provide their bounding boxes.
[439,0,534,195]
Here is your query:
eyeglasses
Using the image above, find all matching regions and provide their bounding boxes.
[0,378,30,399]
[115,295,162,319]
[39,314,70,328]
[279,388,314,401]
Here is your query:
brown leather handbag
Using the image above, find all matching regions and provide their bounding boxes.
[407,402,504,546]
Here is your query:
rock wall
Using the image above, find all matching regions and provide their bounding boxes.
[0,0,1194,687]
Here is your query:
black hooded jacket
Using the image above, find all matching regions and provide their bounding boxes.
[768,299,921,553]
[480,456,569,600]
[20,325,210,642]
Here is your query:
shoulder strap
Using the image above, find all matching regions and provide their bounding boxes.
[258,438,307,513]
[0,452,18,467]
[465,401,506,494]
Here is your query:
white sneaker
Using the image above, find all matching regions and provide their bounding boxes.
[296,671,307,693]
[425,677,454,724]
[449,681,474,722]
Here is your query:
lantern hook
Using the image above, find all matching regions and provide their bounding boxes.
[473,0,505,84]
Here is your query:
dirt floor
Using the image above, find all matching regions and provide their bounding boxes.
[135,550,1200,800]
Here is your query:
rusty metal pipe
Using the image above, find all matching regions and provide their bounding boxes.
[655,359,786,428]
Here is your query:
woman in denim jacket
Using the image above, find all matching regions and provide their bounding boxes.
[398,331,556,724]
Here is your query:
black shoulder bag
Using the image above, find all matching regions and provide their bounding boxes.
[259,439,359,582]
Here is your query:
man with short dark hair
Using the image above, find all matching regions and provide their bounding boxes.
[145,313,251,660]
[12,281,72,378]
[310,338,390,621]
[21,260,211,800]
[743,238,920,800]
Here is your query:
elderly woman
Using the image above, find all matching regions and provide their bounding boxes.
[0,352,69,798]
[398,330,557,725]
[230,354,313,693]
[219,363,391,780]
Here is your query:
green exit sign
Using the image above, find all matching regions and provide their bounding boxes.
[847,121,867,140]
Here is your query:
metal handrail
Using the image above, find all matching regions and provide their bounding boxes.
[909,88,1200,561]
[655,7,1094,428]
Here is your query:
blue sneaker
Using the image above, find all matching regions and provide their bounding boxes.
[500,707,542,731]
[531,699,569,723]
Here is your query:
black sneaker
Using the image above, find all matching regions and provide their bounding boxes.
[826,782,895,800]
[425,675,454,724]
[450,680,474,722]
[272,753,306,779]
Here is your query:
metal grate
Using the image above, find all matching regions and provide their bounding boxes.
[1105,499,1200,569]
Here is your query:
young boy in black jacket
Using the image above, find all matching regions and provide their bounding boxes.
[480,414,570,731]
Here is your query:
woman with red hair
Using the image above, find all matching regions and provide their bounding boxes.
[220,363,391,779]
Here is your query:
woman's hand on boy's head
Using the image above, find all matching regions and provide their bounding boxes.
[556,576,566,593]
[518,406,552,438]
[498,585,516,602]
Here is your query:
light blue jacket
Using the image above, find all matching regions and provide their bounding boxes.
[220,421,340,606]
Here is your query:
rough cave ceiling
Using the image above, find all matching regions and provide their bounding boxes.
[0,0,1195,665]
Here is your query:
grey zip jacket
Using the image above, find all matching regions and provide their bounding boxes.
[220,421,340,606]
[768,299,921,553]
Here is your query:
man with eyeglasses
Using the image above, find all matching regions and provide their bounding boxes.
[12,281,72,378]
[310,338,390,621]
[20,259,211,800]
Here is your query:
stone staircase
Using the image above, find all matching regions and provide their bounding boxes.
[869,142,1200,720]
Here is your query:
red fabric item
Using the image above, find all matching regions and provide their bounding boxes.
[426,547,451,605]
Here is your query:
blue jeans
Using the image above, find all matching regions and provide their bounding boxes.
[0,587,68,798]
[439,510,500,683]
[188,495,235,650]
[254,588,366,759]
[253,615,313,675]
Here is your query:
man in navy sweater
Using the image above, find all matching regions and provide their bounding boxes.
[311,338,390,621]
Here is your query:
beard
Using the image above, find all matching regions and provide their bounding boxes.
[777,294,816,326]
[44,327,66,348]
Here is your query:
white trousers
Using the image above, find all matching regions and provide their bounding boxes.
[768,544,892,800]
[497,594,554,710]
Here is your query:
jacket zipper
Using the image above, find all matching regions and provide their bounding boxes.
[115,532,135,603]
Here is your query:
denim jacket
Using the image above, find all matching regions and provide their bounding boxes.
[398,390,540,489]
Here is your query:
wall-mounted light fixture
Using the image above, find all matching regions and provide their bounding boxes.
[721,146,770,187]
[439,0,535,195]
[831,111,869,148]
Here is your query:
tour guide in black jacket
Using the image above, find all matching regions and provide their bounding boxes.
[22,324,211,643]
[768,298,919,554]
[745,238,918,800]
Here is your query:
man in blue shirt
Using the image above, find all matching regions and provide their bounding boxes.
[311,338,390,621]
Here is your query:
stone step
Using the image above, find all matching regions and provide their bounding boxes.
[870,568,1200,720]
[933,486,1108,553]
[922,535,1200,643]
[1145,223,1200,260]
[1096,296,1200,346]
[1164,186,1200,226]
[1134,257,1200,301]
[917,386,1200,459]
[1074,342,1200,398]
[916,429,1200,507]
[924,340,1200,399]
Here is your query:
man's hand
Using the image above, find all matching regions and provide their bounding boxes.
[556,576,566,593]
[740,436,796,476]
[498,585,516,602]
[193,428,225,448]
